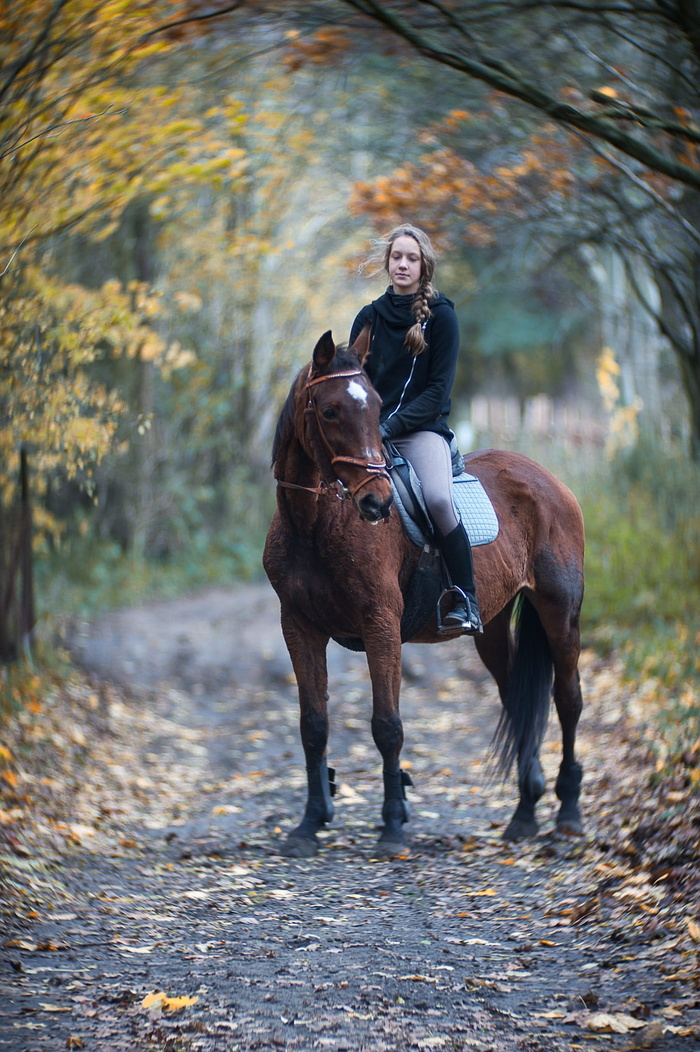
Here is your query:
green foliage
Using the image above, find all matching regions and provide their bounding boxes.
[580,436,700,630]
[577,437,699,773]
[36,528,267,621]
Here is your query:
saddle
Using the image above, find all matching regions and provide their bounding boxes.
[385,442,499,550]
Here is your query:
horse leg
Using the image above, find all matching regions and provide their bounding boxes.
[279,612,334,858]
[364,621,409,857]
[526,555,585,837]
[551,628,584,836]
[476,600,548,839]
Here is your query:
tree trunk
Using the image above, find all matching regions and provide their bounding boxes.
[130,202,157,559]
[583,246,665,432]
[19,447,35,654]
[678,350,700,460]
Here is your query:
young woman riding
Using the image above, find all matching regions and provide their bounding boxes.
[349,224,483,635]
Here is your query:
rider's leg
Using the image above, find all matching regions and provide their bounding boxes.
[438,521,483,633]
[391,432,482,634]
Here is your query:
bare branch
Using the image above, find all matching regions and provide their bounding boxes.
[339,0,700,191]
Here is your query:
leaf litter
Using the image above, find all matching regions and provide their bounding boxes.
[0,582,698,1050]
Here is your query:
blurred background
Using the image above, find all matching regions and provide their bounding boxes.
[1,1,698,768]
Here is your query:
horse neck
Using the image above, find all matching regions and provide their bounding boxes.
[275,436,325,533]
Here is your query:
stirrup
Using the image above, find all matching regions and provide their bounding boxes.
[438,587,483,635]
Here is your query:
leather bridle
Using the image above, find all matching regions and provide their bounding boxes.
[276,368,390,501]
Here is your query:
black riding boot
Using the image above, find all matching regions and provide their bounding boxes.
[439,522,483,634]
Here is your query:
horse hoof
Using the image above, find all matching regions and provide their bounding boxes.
[503,817,538,840]
[374,836,411,860]
[280,834,318,858]
[556,817,584,837]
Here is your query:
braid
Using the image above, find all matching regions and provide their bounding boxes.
[404,280,435,356]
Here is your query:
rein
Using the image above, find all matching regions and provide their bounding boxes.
[276,368,390,501]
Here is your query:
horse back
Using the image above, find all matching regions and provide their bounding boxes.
[463,448,585,597]
[465,449,583,529]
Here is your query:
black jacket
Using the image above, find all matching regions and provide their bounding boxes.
[349,287,459,441]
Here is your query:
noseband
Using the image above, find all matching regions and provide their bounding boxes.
[277,368,390,501]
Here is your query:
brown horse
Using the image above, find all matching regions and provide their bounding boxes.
[263,328,585,858]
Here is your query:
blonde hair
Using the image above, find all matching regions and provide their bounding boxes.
[361,224,438,355]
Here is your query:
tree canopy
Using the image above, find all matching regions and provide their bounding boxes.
[257,0,700,454]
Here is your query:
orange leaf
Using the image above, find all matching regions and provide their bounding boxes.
[142,991,199,1012]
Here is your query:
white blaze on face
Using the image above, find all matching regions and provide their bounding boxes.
[347,379,368,407]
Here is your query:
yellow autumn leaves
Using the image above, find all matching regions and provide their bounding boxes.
[596,346,642,454]
[142,990,199,1012]
[0,2,247,510]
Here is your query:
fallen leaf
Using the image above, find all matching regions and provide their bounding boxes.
[620,1020,664,1050]
[142,990,199,1012]
[687,918,700,943]
[586,1012,648,1034]
[5,832,30,856]
[69,824,96,840]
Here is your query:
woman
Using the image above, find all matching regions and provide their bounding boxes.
[349,224,483,635]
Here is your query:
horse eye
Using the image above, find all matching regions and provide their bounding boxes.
[321,407,339,421]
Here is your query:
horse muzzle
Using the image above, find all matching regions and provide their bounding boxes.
[356,489,393,524]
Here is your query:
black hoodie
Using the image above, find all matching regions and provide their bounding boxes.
[349,287,459,441]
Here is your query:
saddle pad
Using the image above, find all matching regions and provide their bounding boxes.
[452,472,499,546]
[390,465,499,549]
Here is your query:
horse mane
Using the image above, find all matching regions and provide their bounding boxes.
[271,374,301,469]
[270,342,361,469]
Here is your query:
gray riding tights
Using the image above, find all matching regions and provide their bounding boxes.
[391,431,459,537]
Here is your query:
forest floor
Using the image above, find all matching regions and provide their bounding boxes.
[1,581,699,1052]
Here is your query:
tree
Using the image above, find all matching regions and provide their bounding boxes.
[333,0,700,190]
[0,1,251,543]
[279,0,700,454]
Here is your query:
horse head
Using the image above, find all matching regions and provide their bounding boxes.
[301,327,393,524]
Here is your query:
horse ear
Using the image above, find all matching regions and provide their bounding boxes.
[312,330,336,374]
[350,323,371,366]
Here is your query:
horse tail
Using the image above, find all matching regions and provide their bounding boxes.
[492,593,552,780]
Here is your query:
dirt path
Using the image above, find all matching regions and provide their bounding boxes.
[1,582,698,1051]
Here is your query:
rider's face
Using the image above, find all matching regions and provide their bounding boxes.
[388,235,423,296]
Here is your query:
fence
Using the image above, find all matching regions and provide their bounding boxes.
[468,394,608,449]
